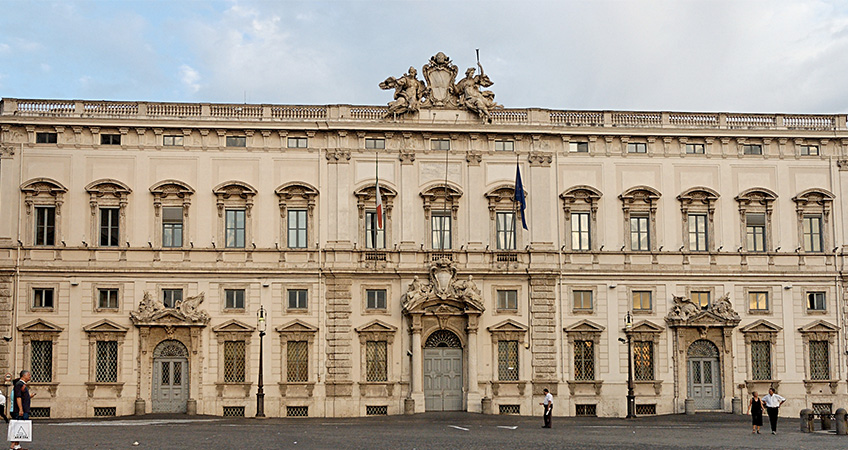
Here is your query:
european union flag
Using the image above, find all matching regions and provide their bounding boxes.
[514,165,528,230]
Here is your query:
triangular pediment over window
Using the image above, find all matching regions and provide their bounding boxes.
[740,319,782,334]
[212,319,256,333]
[564,319,605,333]
[275,319,318,334]
[355,319,398,334]
[17,318,63,333]
[798,320,838,334]
[631,320,664,334]
[83,319,129,334]
[487,319,528,334]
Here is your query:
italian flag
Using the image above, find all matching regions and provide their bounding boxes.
[375,178,384,229]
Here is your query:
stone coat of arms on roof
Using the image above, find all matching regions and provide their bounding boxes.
[402,258,485,313]
[380,52,502,120]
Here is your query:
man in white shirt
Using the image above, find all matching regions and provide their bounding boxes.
[761,388,786,434]
[539,388,553,428]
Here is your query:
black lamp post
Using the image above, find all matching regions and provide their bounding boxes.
[256,305,266,418]
[625,310,636,419]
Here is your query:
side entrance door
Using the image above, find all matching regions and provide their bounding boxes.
[152,340,189,413]
[423,348,463,411]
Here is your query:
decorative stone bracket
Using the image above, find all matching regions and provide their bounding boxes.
[566,380,603,396]
[491,381,526,397]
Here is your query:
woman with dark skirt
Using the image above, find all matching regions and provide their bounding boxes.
[747,391,765,434]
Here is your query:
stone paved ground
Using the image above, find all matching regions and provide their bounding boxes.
[15,412,848,450]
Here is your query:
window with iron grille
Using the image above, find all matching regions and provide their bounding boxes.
[630,216,649,251]
[573,290,593,311]
[810,340,829,380]
[286,406,308,417]
[366,405,388,415]
[162,289,182,308]
[100,208,120,247]
[633,341,654,381]
[287,341,308,382]
[29,407,50,418]
[365,138,385,149]
[288,289,308,310]
[225,289,245,310]
[495,140,514,151]
[366,289,387,310]
[225,209,246,248]
[498,340,519,381]
[98,288,119,309]
[802,215,823,253]
[31,340,53,382]
[807,292,826,311]
[96,340,118,382]
[751,340,772,380]
[93,407,116,417]
[222,406,245,417]
[571,212,591,251]
[287,209,308,248]
[499,404,520,414]
[34,206,55,245]
[746,213,766,252]
[496,212,516,250]
[688,214,708,251]
[574,340,594,381]
[224,340,246,382]
[365,211,385,249]
[33,288,54,309]
[431,211,451,250]
[812,403,833,414]
[497,290,518,311]
[162,206,183,247]
[575,404,597,417]
[748,291,768,311]
[366,340,387,382]
[635,404,657,415]
[287,137,308,148]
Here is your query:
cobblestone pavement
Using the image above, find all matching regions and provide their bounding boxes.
[14,412,848,450]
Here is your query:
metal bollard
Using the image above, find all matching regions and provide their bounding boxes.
[835,408,847,435]
[800,409,814,433]
[822,413,833,430]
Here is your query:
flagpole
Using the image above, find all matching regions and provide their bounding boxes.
[513,151,519,249]
[373,151,379,249]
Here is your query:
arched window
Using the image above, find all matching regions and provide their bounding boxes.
[21,178,67,246]
[735,188,777,253]
[792,188,834,254]
[354,183,397,249]
[150,180,194,248]
[275,182,318,249]
[677,187,719,252]
[420,183,463,250]
[213,181,257,249]
[85,179,132,248]
[619,186,661,252]
[560,185,602,251]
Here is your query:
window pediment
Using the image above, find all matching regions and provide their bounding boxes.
[150,179,194,198]
[798,319,838,334]
[630,320,664,334]
[275,182,318,202]
[619,186,661,205]
[18,318,63,333]
[213,181,257,199]
[276,319,319,334]
[564,319,605,334]
[83,319,129,334]
[792,188,834,209]
[487,319,528,334]
[212,319,256,334]
[355,183,397,202]
[740,319,782,334]
[355,319,398,334]
[560,185,602,205]
[21,178,67,196]
[677,186,719,206]
[85,179,132,197]
[735,187,777,206]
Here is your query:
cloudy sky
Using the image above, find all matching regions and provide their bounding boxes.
[1,0,847,114]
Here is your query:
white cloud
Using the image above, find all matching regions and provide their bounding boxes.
[179,65,201,93]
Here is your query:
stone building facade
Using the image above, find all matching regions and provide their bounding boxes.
[1,54,848,419]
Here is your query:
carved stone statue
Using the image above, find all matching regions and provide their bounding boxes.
[176,292,211,323]
[667,294,699,321]
[454,64,502,121]
[454,275,484,311]
[709,293,739,321]
[130,291,166,322]
[130,290,210,324]
[379,66,426,116]
[402,259,485,313]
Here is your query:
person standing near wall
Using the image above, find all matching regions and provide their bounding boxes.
[539,388,553,428]
[761,387,785,435]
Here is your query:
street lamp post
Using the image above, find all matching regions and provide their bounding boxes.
[625,310,636,419]
[256,305,266,418]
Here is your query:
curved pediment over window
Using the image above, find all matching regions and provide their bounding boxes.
[275,182,318,201]
[213,181,257,199]
[85,179,132,197]
[21,177,67,196]
[792,188,834,206]
[354,182,398,201]
[149,179,194,197]
[560,185,602,204]
[677,186,719,204]
[485,184,517,203]
[619,185,661,204]
[735,187,777,206]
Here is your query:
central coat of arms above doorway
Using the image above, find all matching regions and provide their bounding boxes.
[402,258,485,313]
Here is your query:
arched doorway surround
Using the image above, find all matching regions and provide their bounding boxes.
[687,340,721,410]
[423,330,463,411]
[152,340,190,413]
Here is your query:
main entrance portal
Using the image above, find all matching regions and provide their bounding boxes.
[423,330,463,411]
[152,340,189,413]
[687,339,721,410]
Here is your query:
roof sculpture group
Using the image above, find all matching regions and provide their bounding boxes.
[380,52,502,121]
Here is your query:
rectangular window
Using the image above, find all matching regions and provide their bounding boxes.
[431,211,451,250]
[633,341,654,381]
[801,145,819,156]
[33,288,54,309]
[36,132,58,144]
[95,340,118,382]
[162,289,182,308]
[225,136,246,147]
[810,340,829,380]
[430,139,450,150]
[366,289,387,310]
[366,340,388,382]
[225,209,246,248]
[495,140,514,151]
[627,143,647,153]
[569,142,589,153]
[803,215,823,253]
[163,135,184,146]
[31,340,53,382]
[685,144,705,154]
[496,212,516,250]
[223,340,246,383]
[288,289,308,310]
[573,290,593,311]
[630,216,650,251]
[748,291,768,311]
[807,292,826,311]
[574,340,594,381]
[287,341,308,382]
[365,211,385,249]
[688,214,708,251]
[746,213,766,252]
[99,208,120,247]
[498,340,519,381]
[365,138,385,149]
[34,206,55,246]
[287,209,308,249]
[497,290,518,311]
[571,212,591,251]
[632,291,652,311]
[692,291,710,310]
[751,340,772,380]
[162,207,183,248]
[101,134,121,145]
[98,288,119,309]
[225,289,245,310]
[743,144,762,155]
[287,137,307,148]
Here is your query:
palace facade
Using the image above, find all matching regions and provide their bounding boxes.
[1,54,848,419]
